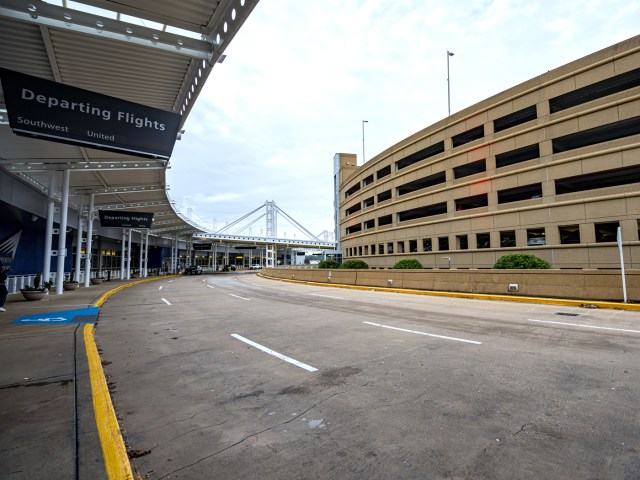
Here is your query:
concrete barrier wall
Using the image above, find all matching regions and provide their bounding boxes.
[266,268,640,302]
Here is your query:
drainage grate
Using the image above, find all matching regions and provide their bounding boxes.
[555,312,580,317]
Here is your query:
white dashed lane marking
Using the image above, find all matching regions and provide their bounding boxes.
[364,321,482,345]
[529,318,640,334]
[230,334,318,372]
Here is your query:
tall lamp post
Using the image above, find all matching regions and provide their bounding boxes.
[447,50,454,116]
[362,119,368,164]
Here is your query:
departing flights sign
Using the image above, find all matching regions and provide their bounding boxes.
[99,211,154,229]
[0,68,181,159]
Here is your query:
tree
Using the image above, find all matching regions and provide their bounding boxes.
[339,259,369,269]
[317,259,341,269]
[493,254,550,269]
[393,259,423,269]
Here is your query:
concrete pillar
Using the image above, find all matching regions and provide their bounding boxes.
[84,194,94,288]
[120,229,126,279]
[55,169,70,295]
[74,196,84,282]
[43,172,55,285]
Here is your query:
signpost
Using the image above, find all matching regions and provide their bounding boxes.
[99,211,154,229]
[0,68,181,159]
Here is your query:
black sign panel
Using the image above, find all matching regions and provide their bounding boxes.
[193,243,212,250]
[0,68,181,159]
[99,211,154,229]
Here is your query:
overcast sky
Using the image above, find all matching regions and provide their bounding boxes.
[167,0,640,239]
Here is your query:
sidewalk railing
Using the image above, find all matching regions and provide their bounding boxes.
[7,268,166,295]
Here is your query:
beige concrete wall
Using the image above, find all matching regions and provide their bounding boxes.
[266,268,640,303]
[338,34,640,270]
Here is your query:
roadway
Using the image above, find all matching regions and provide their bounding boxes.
[94,273,640,479]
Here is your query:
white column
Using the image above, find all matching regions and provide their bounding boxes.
[144,230,149,276]
[143,231,148,277]
[173,235,178,273]
[170,237,174,273]
[74,196,84,282]
[84,194,94,288]
[55,169,70,295]
[120,229,126,279]
[138,230,143,276]
[43,172,55,284]
[127,228,132,279]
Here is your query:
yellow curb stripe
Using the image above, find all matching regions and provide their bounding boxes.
[85,275,180,479]
[258,273,640,311]
[84,323,133,479]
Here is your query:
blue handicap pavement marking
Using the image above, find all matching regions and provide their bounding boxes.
[12,307,99,325]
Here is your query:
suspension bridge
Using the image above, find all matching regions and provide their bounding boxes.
[191,201,337,267]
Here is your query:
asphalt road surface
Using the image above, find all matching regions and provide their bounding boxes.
[95,273,640,479]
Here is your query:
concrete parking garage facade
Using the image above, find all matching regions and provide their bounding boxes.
[337,35,640,269]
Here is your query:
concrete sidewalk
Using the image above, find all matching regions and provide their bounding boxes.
[0,280,132,480]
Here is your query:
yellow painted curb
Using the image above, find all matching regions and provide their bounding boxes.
[84,323,133,480]
[85,275,179,480]
[258,273,640,311]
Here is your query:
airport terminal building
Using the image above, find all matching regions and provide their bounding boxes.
[337,35,640,270]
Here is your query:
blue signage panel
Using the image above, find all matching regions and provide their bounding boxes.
[12,307,99,325]
[0,68,181,159]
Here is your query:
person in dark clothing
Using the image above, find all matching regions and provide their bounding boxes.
[0,261,8,312]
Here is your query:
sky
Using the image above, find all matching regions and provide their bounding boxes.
[167,0,640,239]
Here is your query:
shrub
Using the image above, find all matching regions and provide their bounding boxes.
[339,259,369,269]
[317,259,341,269]
[493,253,550,269]
[393,259,423,269]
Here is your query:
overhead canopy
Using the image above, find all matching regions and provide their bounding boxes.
[0,0,259,237]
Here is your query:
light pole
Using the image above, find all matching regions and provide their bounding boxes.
[447,50,454,116]
[362,119,368,164]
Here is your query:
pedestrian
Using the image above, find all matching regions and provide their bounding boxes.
[0,261,9,312]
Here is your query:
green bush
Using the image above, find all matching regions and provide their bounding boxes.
[317,259,341,269]
[393,259,423,269]
[493,254,550,269]
[339,259,369,269]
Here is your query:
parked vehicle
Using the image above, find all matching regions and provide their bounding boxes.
[184,265,203,275]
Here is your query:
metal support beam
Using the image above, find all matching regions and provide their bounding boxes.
[72,185,165,195]
[0,160,167,173]
[96,201,169,210]
[0,0,213,59]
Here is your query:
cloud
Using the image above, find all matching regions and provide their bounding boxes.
[167,0,640,237]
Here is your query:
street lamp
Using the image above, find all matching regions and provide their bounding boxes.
[447,50,454,116]
[362,119,368,164]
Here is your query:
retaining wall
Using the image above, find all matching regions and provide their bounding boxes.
[264,268,640,303]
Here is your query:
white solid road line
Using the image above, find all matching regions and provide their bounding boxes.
[161,298,172,305]
[529,318,640,334]
[207,285,215,289]
[309,293,343,300]
[363,321,482,345]
[230,334,318,372]
[229,294,250,300]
